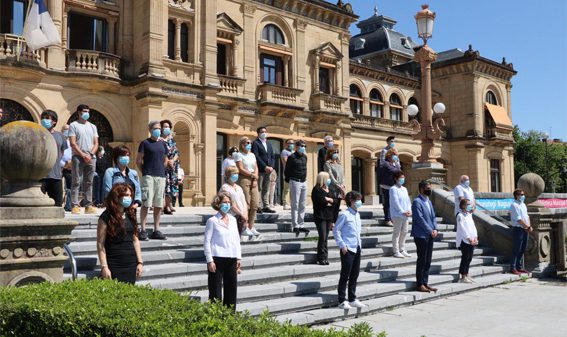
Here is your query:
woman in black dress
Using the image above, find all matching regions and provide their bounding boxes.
[97,183,143,284]
[311,171,336,265]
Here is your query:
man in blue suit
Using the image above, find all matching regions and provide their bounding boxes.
[252,126,276,213]
[411,180,438,293]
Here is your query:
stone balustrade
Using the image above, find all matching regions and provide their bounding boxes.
[485,127,514,141]
[310,92,347,114]
[66,49,121,78]
[163,59,203,85]
[218,75,246,96]
[352,114,414,134]
[0,34,46,67]
[258,84,303,108]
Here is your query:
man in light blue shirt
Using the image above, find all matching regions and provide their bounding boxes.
[333,191,366,310]
[509,189,533,274]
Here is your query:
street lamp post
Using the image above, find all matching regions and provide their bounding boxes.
[406,5,446,163]
[540,133,549,192]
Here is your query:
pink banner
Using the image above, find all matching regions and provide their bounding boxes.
[538,198,567,208]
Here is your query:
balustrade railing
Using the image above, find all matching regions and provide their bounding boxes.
[66,49,121,78]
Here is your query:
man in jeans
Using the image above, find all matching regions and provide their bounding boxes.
[284,140,309,234]
[69,104,98,214]
[280,139,294,210]
[509,189,533,275]
[137,121,169,240]
[39,110,68,206]
[252,126,276,213]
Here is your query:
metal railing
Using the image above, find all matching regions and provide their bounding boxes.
[64,243,78,281]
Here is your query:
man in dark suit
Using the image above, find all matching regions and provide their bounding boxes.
[411,180,438,293]
[252,126,276,213]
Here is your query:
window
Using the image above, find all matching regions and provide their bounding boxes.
[68,12,107,52]
[486,90,498,105]
[369,89,383,118]
[260,53,283,85]
[0,0,27,35]
[167,20,175,60]
[180,23,189,62]
[262,24,284,45]
[217,43,227,75]
[349,84,363,114]
[319,67,330,94]
[490,159,501,192]
[389,93,402,121]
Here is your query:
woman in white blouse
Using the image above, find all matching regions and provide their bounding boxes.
[203,192,242,309]
[219,166,252,235]
[389,171,412,258]
[456,198,478,283]
[235,136,260,236]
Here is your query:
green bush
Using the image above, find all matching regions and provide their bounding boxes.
[0,279,384,337]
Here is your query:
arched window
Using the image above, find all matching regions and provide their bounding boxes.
[180,23,189,62]
[262,24,285,45]
[485,90,498,105]
[0,98,35,127]
[369,89,383,118]
[167,20,175,60]
[389,93,402,121]
[349,84,363,114]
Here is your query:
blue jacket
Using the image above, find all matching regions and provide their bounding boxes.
[411,195,438,238]
[251,138,274,173]
[103,167,142,205]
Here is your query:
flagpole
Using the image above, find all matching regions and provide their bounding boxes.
[17,0,34,62]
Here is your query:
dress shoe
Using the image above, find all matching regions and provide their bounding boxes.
[510,269,521,275]
[417,285,430,293]
[518,269,530,274]
[262,207,276,213]
[256,208,263,214]
[425,285,438,292]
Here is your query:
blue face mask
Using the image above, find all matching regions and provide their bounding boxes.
[332,153,339,160]
[464,180,470,187]
[63,130,69,137]
[259,132,267,140]
[389,142,395,148]
[121,196,132,208]
[326,142,334,148]
[392,155,399,162]
[288,144,295,151]
[298,146,305,154]
[354,200,363,210]
[466,205,473,212]
[162,127,171,136]
[245,144,252,151]
[82,112,90,121]
[398,178,405,185]
[151,129,161,139]
[325,178,332,187]
[118,156,130,166]
[519,195,526,203]
[230,174,239,183]
[41,119,52,129]
[219,202,231,214]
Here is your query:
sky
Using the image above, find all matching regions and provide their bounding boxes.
[345,0,567,140]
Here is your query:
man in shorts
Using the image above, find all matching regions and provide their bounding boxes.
[137,121,169,240]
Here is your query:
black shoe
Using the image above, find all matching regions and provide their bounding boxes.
[138,230,149,241]
[150,230,167,240]
[293,227,301,234]
[256,208,263,214]
[262,207,276,213]
[316,260,326,265]
[300,227,310,234]
[324,260,330,265]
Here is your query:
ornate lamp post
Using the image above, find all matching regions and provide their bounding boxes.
[407,5,446,163]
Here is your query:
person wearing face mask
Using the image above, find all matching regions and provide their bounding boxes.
[136,121,170,241]
[204,192,242,309]
[280,139,295,210]
[160,119,179,215]
[509,189,532,275]
[318,135,335,173]
[334,191,366,310]
[61,124,73,211]
[252,126,276,214]
[97,183,143,284]
[389,171,412,258]
[324,149,345,223]
[379,150,401,226]
[379,136,395,166]
[94,145,112,207]
[411,181,439,293]
[235,136,260,236]
[221,146,239,183]
[103,146,142,208]
[38,110,68,207]
[69,104,99,214]
[456,199,478,283]
[311,171,336,265]
[219,166,249,235]
[285,140,309,234]
[454,175,476,218]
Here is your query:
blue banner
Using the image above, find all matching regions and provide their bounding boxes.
[476,198,515,211]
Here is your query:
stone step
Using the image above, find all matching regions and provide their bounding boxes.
[238,263,511,317]
[274,272,521,326]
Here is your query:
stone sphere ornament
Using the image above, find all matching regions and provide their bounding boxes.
[0,121,57,206]
[517,172,546,210]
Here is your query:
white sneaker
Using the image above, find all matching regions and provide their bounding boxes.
[459,276,472,283]
[250,227,261,236]
[283,205,291,210]
[349,299,366,308]
[338,301,352,309]
[401,251,412,258]
[465,275,475,283]
[243,228,253,236]
[393,252,405,258]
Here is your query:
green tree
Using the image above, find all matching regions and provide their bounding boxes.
[513,125,567,193]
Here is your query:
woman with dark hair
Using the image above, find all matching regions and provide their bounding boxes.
[97,183,143,284]
[324,148,345,223]
[102,145,142,207]
[221,146,239,183]
[456,198,478,283]
[379,149,401,226]
[161,119,179,214]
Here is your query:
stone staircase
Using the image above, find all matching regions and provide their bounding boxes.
[64,208,520,326]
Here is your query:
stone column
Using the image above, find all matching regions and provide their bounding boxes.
[314,54,320,92]
[364,158,379,205]
[231,38,240,77]
[334,60,341,96]
[363,98,370,116]
[472,75,482,135]
[47,0,65,70]
[61,9,68,47]
[242,3,255,96]
[108,17,118,55]
[202,106,218,203]
[174,19,182,61]
[283,55,290,87]
[202,0,219,86]
[384,102,391,119]
[342,126,353,191]
[295,19,307,92]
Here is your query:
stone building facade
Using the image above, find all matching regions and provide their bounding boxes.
[0,0,516,205]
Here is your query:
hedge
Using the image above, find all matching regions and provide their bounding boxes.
[0,279,385,337]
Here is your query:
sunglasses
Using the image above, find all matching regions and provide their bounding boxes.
[244,141,251,144]
[299,145,306,148]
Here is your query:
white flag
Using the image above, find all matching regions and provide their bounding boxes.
[22,0,61,51]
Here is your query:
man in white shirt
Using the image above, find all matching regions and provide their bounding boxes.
[509,189,532,275]
[454,175,476,216]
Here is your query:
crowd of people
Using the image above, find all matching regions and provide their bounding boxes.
[33,112,534,309]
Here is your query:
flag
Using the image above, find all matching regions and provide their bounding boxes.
[22,0,61,51]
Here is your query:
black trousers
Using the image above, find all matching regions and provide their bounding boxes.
[459,241,474,275]
[338,246,361,303]
[314,219,332,262]
[42,178,63,207]
[414,237,434,287]
[381,187,391,221]
[208,256,238,309]
[332,197,342,223]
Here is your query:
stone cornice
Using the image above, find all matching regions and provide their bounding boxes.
[433,51,516,82]
[349,61,420,89]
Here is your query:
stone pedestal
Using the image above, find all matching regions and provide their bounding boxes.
[410,162,447,197]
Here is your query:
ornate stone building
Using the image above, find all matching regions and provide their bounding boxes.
[0,0,516,205]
